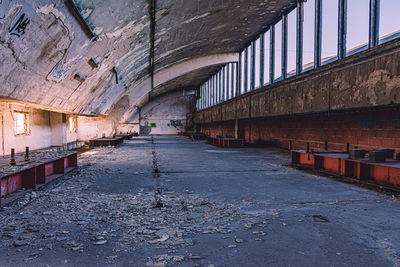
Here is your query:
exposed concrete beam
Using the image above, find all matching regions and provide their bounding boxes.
[154,53,239,88]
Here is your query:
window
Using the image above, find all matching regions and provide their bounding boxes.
[263,30,271,84]
[379,0,400,44]
[233,63,238,98]
[247,45,252,91]
[274,20,283,81]
[240,51,245,94]
[209,79,212,106]
[287,9,297,76]
[321,0,338,64]
[225,65,230,100]
[228,64,233,99]
[68,117,77,133]
[212,75,216,105]
[14,112,29,135]
[255,37,261,88]
[303,0,315,71]
[346,0,369,56]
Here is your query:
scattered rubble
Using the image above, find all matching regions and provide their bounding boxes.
[0,146,279,265]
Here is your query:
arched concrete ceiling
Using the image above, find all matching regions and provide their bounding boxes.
[0,0,297,117]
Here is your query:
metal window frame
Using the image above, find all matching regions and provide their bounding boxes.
[244,47,248,93]
[270,25,275,83]
[338,0,347,59]
[369,0,380,48]
[222,67,225,102]
[282,14,288,80]
[260,33,265,86]
[296,1,303,74]
[251,41,256,90]
[233,63,238,98]
[314,0,322,68]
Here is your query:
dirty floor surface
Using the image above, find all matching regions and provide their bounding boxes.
[0,136,399,267]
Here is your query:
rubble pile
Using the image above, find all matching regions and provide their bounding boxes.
[0,146,273,265]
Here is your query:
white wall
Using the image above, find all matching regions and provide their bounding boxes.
[118,91,195,135]
[0,103,52,155]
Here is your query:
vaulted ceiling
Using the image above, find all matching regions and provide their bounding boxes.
[0,0,296,119]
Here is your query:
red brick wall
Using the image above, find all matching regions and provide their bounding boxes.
[200,121,235,137]
[200,108,400,154]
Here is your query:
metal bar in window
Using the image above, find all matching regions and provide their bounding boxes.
[260,33,265,86]
[244,48,248,93]
[238,52,242,96]
[251,41,256,90]
[222,67,225,102]
[297,1,303,74]
[315,0,322,68]
[230,63,234,99]
[282,14,288,80]
[270,25,275,84]
[369,0,379,48]
[338,0,347,59]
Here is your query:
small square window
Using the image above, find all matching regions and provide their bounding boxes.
[68,117,77,133]
[14,112,29,135]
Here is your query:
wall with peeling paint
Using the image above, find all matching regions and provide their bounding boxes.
[118,91,195,135]
[0,103,51,155]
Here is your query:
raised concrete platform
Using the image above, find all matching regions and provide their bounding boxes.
[0,151,77,207]
[207,136,245,147]
[89,137,124,148]
[292,150,400,190]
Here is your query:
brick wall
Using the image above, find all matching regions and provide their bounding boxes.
[201,108,400,154]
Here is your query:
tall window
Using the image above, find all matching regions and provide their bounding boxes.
[227,64,232,99]
[303,0,315,71]
[247,45,252,90]
[263,30,271,84]
[346,0,369,56]
[254,38,261,88]
[225,65,230,100]
[287,10,297,76]
[321,0,338,64]
[240,51,245,95]
[233,63,238,98]
[379,0,400,44]
[14,112,29,135]
[274,20,283,81]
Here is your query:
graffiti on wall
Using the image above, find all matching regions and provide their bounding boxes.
[48,62,68,82]
[9,13,30,37]
[169,120,182,128]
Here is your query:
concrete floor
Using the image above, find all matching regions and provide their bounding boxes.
[1,136,400,267]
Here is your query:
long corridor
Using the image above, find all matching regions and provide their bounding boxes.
[1,136,399,267]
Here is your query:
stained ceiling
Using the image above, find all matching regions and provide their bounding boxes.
[0,0,296,120]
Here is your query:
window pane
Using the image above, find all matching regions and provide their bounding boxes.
[225,66,228,100]
[240,51,245,95]
[15,113,25,134]
[287,10,297,76]
[211,76,214,105]
[222,69,226,101]
[321,0,338,64]
[255,38,261,88]
[274,20,282,81]
[247,46,252,90]
[303,0,315,71]
[233,63,237,98]
[379,0,400,44]
[346,0,369,56]
[263,31,271,84]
